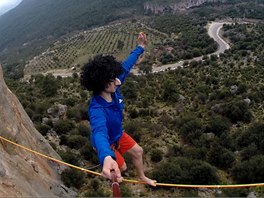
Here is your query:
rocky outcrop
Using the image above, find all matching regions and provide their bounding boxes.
[144,0,226,14]
[0,64,76,197]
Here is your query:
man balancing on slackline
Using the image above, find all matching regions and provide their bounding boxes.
[80,32,156,186]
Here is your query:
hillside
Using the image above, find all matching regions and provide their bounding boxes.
[0,0,222,54]
[0,0,144,56]
[2,0,263,74]
[0,65,76,197]
[23,21,167,77]
[1,0,264,197]
[5,21,264,197]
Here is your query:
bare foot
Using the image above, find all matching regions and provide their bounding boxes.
[139,176,157,186]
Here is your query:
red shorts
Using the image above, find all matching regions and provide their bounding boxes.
[111,132,136,168]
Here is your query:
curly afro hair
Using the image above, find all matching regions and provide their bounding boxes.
[80,55,123,94]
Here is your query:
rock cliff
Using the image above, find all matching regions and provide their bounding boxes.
[0,64,76,197]
[144,0,226,14]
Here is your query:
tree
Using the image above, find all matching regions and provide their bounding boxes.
[189,60,199,68]
[162,80,179,103]
[139,64,152,74]
[117,40,124,50]
[121,80,138,100]
[41,74,59,97]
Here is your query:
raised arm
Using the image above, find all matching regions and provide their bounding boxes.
[118,32,147,83]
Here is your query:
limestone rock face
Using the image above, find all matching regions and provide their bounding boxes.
[0,65,76,197]
[144,0,226,14]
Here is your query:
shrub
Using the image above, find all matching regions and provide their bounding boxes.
[41,74,59,97]
[36,124,51,136]
[64,135,88,149]
[178,115,204,145]
[240,143,258,161]
[66,107,81,121]
[59,135,67,145]
[58,150,80,166]
[61,169,85,189]
[123,120,142,142]
[120,184,133,197]
[184,147,207,161]
[84,189,110,197]
[167,145,184,157]
[189,60,199,68]
[152,157,219,185]
[121,80,138,100]
[78,124,90,137]
[80,143,99,164]
[206,115,231,136]
[220,188,249,197]
[231,155,264,183]
[64,97,78,106]
[127,107,139,119]
[162,80,179,103]
[236,122,264,153]
[53,120,75,135]
[221,100,252,123]
[150,149,163,162]
[207,142,235,169]
[32,114,43,123]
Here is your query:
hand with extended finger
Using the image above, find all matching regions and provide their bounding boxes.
[101,156,123,183]
[138,32,147,48]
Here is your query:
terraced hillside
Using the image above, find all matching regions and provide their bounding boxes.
[24,22,167,76]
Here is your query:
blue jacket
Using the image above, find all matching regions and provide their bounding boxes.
[88,46,144,165]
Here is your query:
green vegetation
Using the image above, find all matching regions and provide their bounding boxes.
[6,21,264,196]
[147,14,217,63]
[23,22,166,75]
[152,157,219,185]
[61,169,85,189]
[2,0,264,196]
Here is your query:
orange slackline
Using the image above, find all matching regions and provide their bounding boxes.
[1,135,264,189]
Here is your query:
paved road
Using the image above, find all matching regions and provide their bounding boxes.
[132,21,231,75]
[208,22,231,55]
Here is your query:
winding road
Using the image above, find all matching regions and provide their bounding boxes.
[208,22,230,54]
[133,21,231,74]
[42,21,231,78]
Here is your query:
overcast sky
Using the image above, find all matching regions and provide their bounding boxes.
[0,0,22,16]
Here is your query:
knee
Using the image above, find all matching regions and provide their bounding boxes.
[120,163,127,172]
[134,145,143,157]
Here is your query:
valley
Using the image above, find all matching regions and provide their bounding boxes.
[0,0,264,197]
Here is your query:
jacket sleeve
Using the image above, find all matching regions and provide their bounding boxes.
[118,45,144,84]
[89,107,116,165]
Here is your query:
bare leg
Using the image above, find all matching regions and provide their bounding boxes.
[127,144,157,186]
[120,163,127,172]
